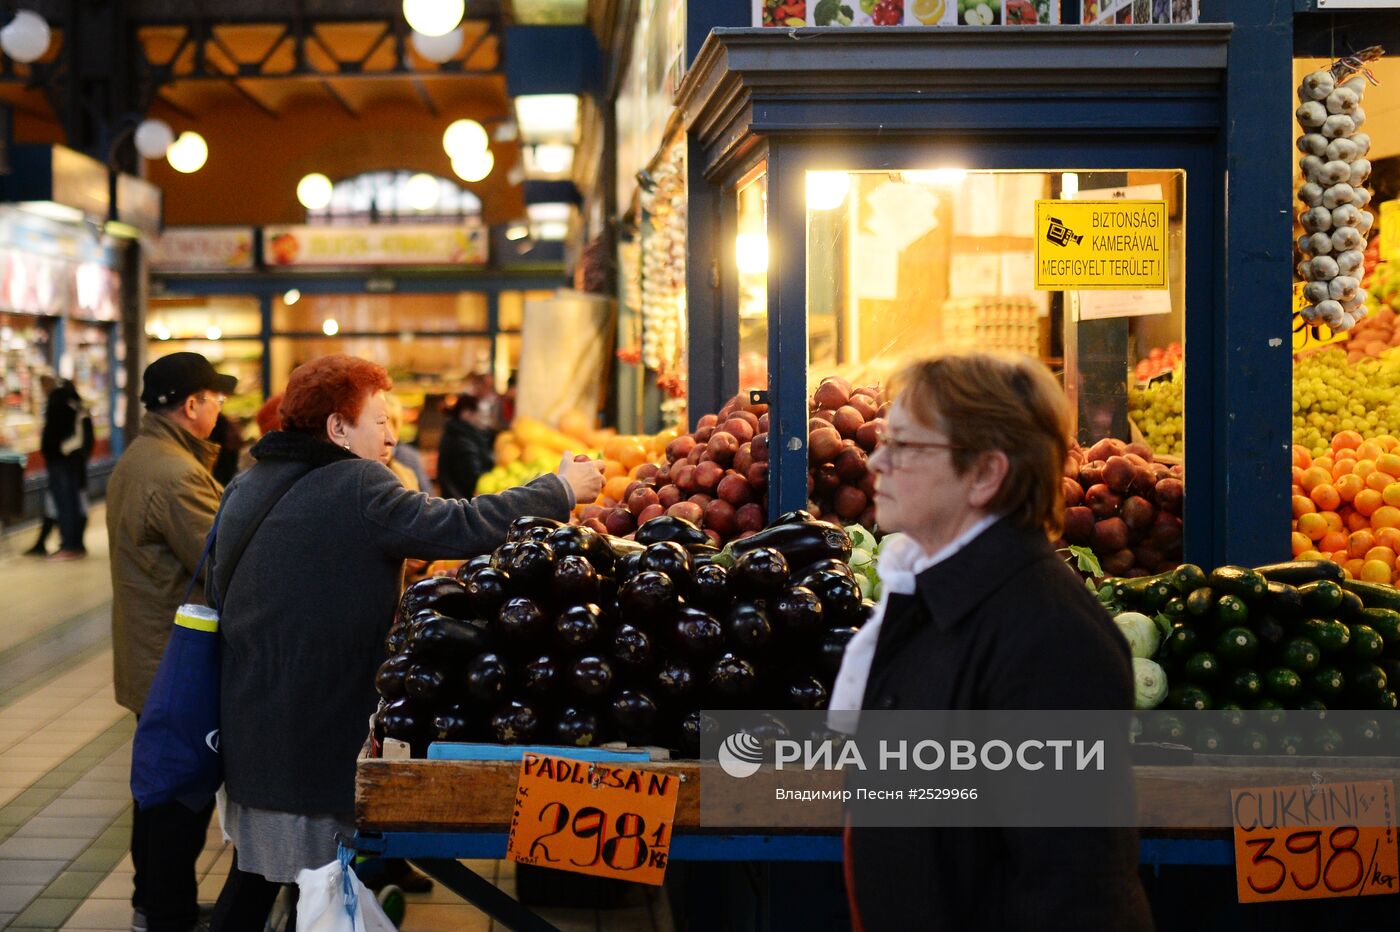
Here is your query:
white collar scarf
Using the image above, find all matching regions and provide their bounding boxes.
[827,513,1002,730]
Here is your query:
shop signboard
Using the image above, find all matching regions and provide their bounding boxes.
[1230,780,1397,903]
[150,227,255,272]
[1034,198,1168,295]
[261,223,489,268]
[505,751,678,885]
[1380,199,1400,263]
[754,0,1059,26]
[115,174,163,239]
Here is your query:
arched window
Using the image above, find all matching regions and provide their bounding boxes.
[307,171,482,225]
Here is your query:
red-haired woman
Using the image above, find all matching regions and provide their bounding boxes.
[207,355,602,929]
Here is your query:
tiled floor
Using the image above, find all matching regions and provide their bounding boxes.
[0,511,672,931]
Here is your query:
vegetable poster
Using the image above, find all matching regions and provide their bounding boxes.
[1083,0,1197,24]
[755,0,1059,27]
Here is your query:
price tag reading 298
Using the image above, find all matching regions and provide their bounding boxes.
[506,753,681,886]
[1231,780,1398,903]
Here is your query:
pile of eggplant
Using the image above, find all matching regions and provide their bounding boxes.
[373,511,872,757]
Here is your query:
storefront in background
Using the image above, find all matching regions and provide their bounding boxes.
[0,206,124,482]
[149,224,565,454]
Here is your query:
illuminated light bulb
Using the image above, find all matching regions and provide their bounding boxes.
[402,0,464,37]
[405,172,441,211]
[166,132,208,174]
[284,288,301,306]
[736,233,769,275]
[205,325,222,341]
[451,149,494,183]
[806,171,850,211]
[442,119,488,158]
[322,318,340,336]
[297,173,334,210]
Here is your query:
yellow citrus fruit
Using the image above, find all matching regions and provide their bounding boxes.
[1361,559,1393,583]
[914,0,946,23]
[1385,483,1400,509]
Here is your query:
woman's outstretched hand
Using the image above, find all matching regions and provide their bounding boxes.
[557,452,605,505]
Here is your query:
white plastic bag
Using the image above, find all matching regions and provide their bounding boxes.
[296,851,396,932]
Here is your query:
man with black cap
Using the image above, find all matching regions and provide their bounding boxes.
[107,352,237,932]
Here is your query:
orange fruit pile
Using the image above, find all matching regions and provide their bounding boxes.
[1291,430,1400,583]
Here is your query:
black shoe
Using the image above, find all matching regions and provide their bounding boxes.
[23,544,48,557]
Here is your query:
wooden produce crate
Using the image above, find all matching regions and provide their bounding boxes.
[358,751,1400,835]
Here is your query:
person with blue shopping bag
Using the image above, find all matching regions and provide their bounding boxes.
[109,352,238,932]
[206,355,603,931]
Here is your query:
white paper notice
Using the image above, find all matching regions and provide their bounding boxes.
[855,233,898,301]
[949,252,1001,298]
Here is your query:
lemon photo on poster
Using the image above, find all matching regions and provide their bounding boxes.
[914,0,946,23]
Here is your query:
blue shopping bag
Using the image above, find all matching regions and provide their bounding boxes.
[130,602,223,810]
[131,519,223,811]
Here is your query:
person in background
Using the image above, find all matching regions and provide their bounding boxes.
[382,394,430,492]
[107,352,238,932]
[37,374,94,560]
[831,352,1151,931]
[436,393,496,499]
[208,355,602,929]
[237,394,285,474]
[210,412,243,486]
[500,372,518,427]
[467,371,503,429]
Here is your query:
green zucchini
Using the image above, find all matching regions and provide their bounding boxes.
[1209,566,1268,600]
[1350,624,1386,660]
[1342,579,1400,613]
[1185,587,1216,617]
[1299,579,1344,614]
[1261,580,1304,617]
[1359,607,1400,645]
[1172,563,1208,595]
[1254,559,1345,585]
[1336,588,1366,622]
[1215,594,1249,627]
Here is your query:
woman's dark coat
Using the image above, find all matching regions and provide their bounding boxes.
[846,517,1154,931]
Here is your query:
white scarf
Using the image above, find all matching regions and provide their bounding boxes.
[827,514,1001,727]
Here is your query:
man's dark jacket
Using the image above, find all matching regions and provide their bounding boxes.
[437,419,496,499]
[846,517,1154,931]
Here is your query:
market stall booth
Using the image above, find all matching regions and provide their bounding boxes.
[677,26,1225,564]
[0,145,129,521]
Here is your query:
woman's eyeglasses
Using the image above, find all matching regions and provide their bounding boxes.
[873,424,961,464]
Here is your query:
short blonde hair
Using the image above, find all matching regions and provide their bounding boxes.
[889,353,1070,538]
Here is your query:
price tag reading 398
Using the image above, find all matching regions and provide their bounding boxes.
[506,753,680,886]
[1231,780,1398,903]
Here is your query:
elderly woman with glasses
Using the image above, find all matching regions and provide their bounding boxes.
[831,352,1152,931]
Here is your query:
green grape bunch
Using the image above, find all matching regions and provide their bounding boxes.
[1293,347,1400,457]
[1128,369,1184,458]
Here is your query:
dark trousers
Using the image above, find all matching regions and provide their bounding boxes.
[45,455,85,552]
[131,795,215,932]
[210,850,297,932]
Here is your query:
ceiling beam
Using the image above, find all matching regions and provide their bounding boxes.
[320,78,358,117]
[227,77,280,119]
[410,78,439,116]
[124,0,505,24]
[154,91,198,121]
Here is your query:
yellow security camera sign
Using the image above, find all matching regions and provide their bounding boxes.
[1034,199,1169,291]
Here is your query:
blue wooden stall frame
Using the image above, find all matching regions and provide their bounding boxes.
[345,828,1232,931]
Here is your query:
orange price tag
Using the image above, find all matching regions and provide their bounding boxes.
[1231,780,1398,903]
[506,753,680,886]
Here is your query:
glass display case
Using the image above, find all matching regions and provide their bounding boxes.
[736,172,769,394]
[804,169,1185,451]
[0,313,56,456]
